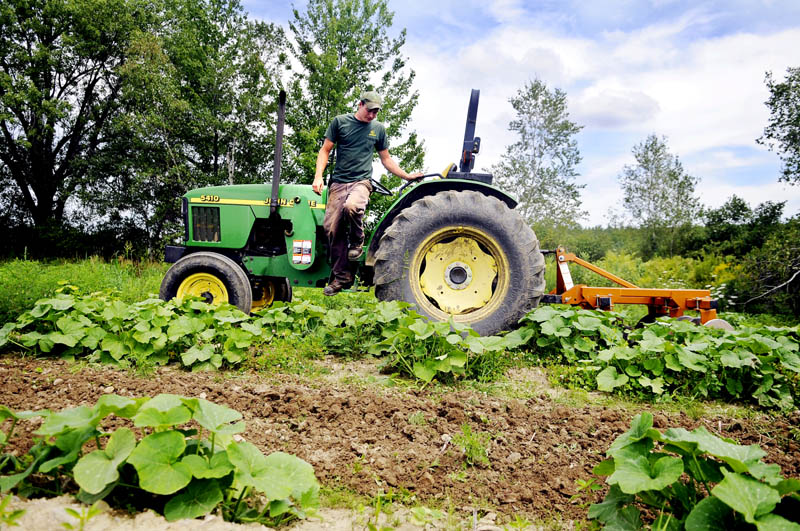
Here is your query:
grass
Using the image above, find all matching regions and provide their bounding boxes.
[0,257,168,323]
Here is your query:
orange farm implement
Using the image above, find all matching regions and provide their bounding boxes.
[540,247,731,329]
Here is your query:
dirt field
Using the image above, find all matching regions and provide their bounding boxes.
[1,356,799,529]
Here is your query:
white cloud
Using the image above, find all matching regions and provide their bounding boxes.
[573,89,661,128]
[401,12,800,223]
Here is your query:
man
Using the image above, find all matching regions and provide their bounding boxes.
[313,90,422,296]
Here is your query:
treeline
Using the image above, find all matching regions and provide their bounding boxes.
[0,0,422,257]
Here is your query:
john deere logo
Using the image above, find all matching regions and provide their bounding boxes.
[369,129,376,137]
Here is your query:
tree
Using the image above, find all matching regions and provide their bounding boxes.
[285,0,423,188]
[703,196,785,256]
[0,0,153,234]
[618,134,700,258]
[758,67,800,184]
[491,79,585,233]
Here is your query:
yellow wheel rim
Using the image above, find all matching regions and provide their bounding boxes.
[251,280,277,311]
[412,227,509,320]
[176,272,229,305]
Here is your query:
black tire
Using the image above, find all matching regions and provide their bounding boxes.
[160,252,253,313]
[251,277,292,311]
[373,190,545,335]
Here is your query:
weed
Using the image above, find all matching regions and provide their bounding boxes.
[0,495,25,527]
[62,501,105,530]
[407,411,427,426]
[452,423,492,467]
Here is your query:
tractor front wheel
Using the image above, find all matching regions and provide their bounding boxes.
[373,190,545,335]
[160,252,253,313]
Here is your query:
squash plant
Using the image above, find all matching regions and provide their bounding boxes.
[0,394,319,525]
[589,412,800,530]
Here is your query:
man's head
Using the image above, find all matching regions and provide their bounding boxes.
[356,90,383,122]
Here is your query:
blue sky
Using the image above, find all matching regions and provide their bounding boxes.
[246,0,800,226]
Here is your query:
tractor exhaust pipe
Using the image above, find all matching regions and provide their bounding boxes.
[270,90,286,216]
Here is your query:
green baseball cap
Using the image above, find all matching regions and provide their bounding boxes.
[360,90,383,110]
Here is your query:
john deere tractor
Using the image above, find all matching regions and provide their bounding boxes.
[160,90,546,335]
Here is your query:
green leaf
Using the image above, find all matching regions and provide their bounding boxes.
[134,394,192,428]
[574,316,602,332]
[541,317,571,337]
[36,406,96,436]
[711,469,781,524]
[412,362,436,383]
[181,344,216,366]
[638,376,665,394]
[260,451,319,502]
[408,320,434,339]
[638,336,666,352]
[127,431,192,495]
[163,479,223,521]
[720,349,758,368]
[184,398,244,435]
[588,484,635,522]
[227,442,318,502]
[94,395,144,419]
[609,455,683,494]
[776,478,800,496]
[676,346,707,372]
[182,452,234,479]
[39,426,97,473]
[754,513,800,531]
[684,496,734,531]
[74,428,136,494]
[597,366,629,392]
[661,426,766,473]
[101,334,128,361]
[607,413,657,458]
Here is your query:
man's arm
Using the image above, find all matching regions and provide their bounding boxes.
[312,138,335,195]
[378,149,424,181]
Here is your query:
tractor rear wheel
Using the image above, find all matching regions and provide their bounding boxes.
[373,190,545,335]
[160,252,253,313]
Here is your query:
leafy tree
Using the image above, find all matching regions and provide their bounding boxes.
[0,0,153,239]
[285,0,424,189]
[618,134,700,258]
[491,79,585,232]
[703,196,784,256]
[758,67,800,184]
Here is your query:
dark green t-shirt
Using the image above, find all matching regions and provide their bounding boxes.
[325,114,388,183]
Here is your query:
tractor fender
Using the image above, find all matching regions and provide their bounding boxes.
[365,179,518,266]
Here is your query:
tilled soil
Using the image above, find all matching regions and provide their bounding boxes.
[1,356,799,528]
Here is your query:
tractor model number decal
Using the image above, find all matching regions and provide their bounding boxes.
[292,240,312,264]
[199,195,220,203]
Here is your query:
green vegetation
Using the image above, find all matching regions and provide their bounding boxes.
[590,412,800,529]
[2,280,798,411]
[451,424,492,467]
[0,395,319,526]
[516,306,800,410]
[0,258,167,324]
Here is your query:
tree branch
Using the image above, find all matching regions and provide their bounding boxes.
[740,269,800,306]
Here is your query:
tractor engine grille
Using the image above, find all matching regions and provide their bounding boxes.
[192,206,220,242]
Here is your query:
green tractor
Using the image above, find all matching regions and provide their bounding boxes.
[160,90,546,335]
